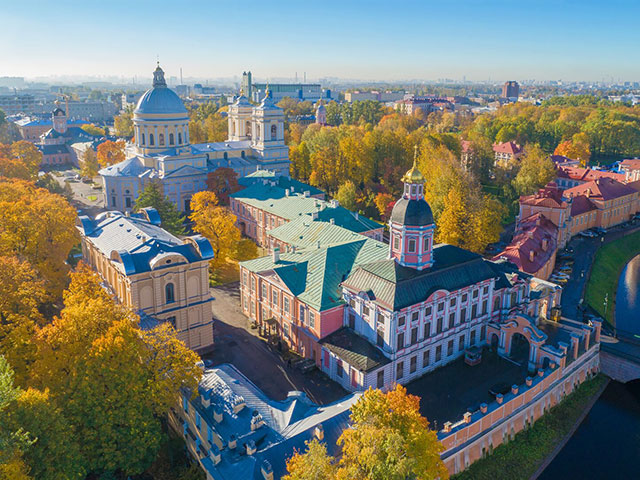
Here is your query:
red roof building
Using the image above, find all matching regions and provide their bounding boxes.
[620,158,640,182]
[493,141,523,166]
[518,183,571,248]
[494,213,558,280]
[555,165,626,190]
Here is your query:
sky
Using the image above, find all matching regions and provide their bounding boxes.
[2,0,639,83]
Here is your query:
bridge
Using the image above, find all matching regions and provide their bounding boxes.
[599,328,640,383]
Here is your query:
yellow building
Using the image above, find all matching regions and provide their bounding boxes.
[77,208,215,353]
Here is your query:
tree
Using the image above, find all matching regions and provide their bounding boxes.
[512,144,556,196]
[0,178,78,299]
[114,107,134,137]
[283,438,337,480]
[337,385,448,480]
[206,167,240,205]
[33,266,200,477]
[373,192,394,221]
[0,356,32,479]
[290,141,312,181]
[189,191,241,268]
[0,141,42,180]
[7,388,84,480]
[436,188,469,248]
[134,182,185,236]
[336,181,358,211]
[96,140,126,167]
[554,134,591,167]
[80,148,100,178]
[81,124,105,136]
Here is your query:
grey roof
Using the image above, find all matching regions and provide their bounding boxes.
[320,327,391,373]
[390,196,434,226]
[77,211,212,275]
[192,140,253,154]
[39,144,71,155]
[99,157,155,178]
[191,364,360,480]
[343,244,521,311]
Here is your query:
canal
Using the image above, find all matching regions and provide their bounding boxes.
[539,255,640,479]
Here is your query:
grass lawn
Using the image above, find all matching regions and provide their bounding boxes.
[87,195,98,201]
[453,374,608,480]
[585,229,640,325]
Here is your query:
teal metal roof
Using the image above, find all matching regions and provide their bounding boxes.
[268,219,365,250]
[343,244,522,311]
[238,173,324,197]
[241,237,387,312]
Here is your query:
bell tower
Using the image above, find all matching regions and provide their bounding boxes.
[388,146,435,270]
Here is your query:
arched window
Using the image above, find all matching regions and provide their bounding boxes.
[241,151,245,159]
[271,124,277,140]
[246,121,252,139]
[149,133,155,146]
[178,132,182,144]
[159,133,165,146]
[141,133,145,145]
[165,283,175,304]
[223,152,228,160]
[169,133,174,145]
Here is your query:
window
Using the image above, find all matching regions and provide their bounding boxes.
[195,411,201,429]
[447,340,454,356]
[435,345,442,362]
[178,132,183,144]
[423,236,429,250]
[462,293,468,303]
[396,332,405,351]
[207,426,213,444]
[393,236,400,250]
[436,317,443,334]
[473,289,479,299]
[461,308,467,322]
[141,133,145,145]
[349,298,356,308]
[242,271,248,286]
[472,304,478,318]
[309,311,315,328]
[349,312,356,329]
[271,124,277,140]
[483,286,489,295]
[396,361,404,380]
[284,322,290,337]
[284,297,290,314]
[241,151,245,159]
[459,335,465,351]
[111,196,116,207]
[337,360,343,377]
[251,277,256,293]
[377,328,384,347]
[398,316,406,327]
[299,306,305,324]
[272,290,278,306]
[481,326,486,341]
[183,395,189,413]
[411,311,419,322]
[363,305,370,317]
[411,327,418,345]
[493,298,501,311]
[470,330,476,345]
[423,350,430,367]
[169,133,174,145]
[410,356,417,374]
[165,283,175,304]
[449,312,456,326]
[125,197,131,208]
[261,283,267,299]
[159,133,165,146]
[424,322,431,338]
[167,316,176,329]
[438,302,444,312]
[408,238,416,252]
[425,306,432,317]
[482,300,488,315]
[377,370,385,388]
[149,133,155,146]
[450,298,457,307]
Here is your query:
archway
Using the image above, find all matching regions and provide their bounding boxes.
[490,333,499,351]
[509,332,530,366]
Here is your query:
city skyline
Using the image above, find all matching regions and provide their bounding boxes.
[2,0,639,82]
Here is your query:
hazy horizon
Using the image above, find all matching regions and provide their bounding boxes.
[2,0,639,83]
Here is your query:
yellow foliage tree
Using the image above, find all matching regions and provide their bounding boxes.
[96,139,126,167]
[283,438,338,480]
[0,178,78,299]
[80,148,99,178]
[0,141,42,180]
[189,191,241,267]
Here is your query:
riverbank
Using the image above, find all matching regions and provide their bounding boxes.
[452,374,608,480]
[585,229,640,326]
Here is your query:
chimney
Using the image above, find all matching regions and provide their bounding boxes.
[285,188,290,196]
[233,396,245,414]
[496,394,504,404]
[443,421,452,433]
[463,412,472,424]
[213,406,223,423]
[314,424,324,440]
[261,460,274,480]
[304,190,310,198]
[251,411,264,431]
[529,250,535,262]
[228,434,237,450]
[525,376,533,387]
[201,391,211,408]
[511,385,519,395]
[330,218,335,225]
[272,247,280,263]
[210,445,221,465]
[245,439,257,456]
[538,369,544,377]
[312,211,319,220]
[542,238,549,251]
[480,403,488,414]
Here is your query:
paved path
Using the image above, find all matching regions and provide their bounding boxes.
[204,283,347,405]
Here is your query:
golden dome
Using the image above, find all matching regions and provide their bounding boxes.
[402,145,425,184]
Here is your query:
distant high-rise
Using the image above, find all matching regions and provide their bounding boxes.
[501,80,519,99]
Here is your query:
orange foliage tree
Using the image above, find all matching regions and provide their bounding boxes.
[96,140,126,167]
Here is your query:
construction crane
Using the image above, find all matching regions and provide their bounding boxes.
[55,93,71,116]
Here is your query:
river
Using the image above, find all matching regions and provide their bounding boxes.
[538,255,640,479]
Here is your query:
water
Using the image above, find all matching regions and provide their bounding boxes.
[539,255,640,479]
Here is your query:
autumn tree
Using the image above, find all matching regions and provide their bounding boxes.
[0,141,42,180]
[96,139,126,167]
[81,124,105,136]
[206,167,240,205]
[80,147,100,178]
[189,191,241,268]
[284,438,337,480]
[554,133,591,167]
[512,144,556,195]
[374,192,394,220]
[336,181,358,211]
[0,178,78,298]
[290,141,312,181]
[32,266,200,477]
[134,181,185,235]
[114,106,134,137]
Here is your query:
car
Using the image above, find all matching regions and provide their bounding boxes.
[489,382,511,397]
[578,231,596,238]
[82,177,93,183]
[594,227,607,235]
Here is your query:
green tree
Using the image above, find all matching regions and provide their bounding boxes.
[134,182,185,235]
[336,181,358,211]
[114,106,134,137]
[0,356,32,473]
[512,144,556,195]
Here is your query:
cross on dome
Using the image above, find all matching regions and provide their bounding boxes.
[402,145,425,184]
[153,63,167,88]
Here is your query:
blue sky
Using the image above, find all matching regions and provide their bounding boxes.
[2,0,639,82]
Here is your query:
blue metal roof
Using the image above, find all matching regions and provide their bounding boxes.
[135,86,188,115]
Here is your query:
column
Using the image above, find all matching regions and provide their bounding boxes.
[154,126,158,146]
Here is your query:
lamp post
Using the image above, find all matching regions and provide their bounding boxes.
[604,293,609,319]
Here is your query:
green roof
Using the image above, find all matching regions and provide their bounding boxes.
[268,219,367,251]
[231,183,382,234]
[240,237,388,312]
[238,172,325,197]
[343,244,521,311]
[320,327,391,373]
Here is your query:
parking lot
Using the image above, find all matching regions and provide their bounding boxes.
[50,168,106,216]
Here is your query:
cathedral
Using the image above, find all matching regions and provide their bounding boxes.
[100,64,290,212]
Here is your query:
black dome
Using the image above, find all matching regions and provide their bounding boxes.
[390,197,434,226]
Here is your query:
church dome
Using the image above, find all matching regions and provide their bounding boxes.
[402,163,425,184]
[390,197,433,226]
[135,65,187,115]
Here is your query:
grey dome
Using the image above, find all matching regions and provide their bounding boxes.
[135,87,188,115]
[390,197,434,226]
